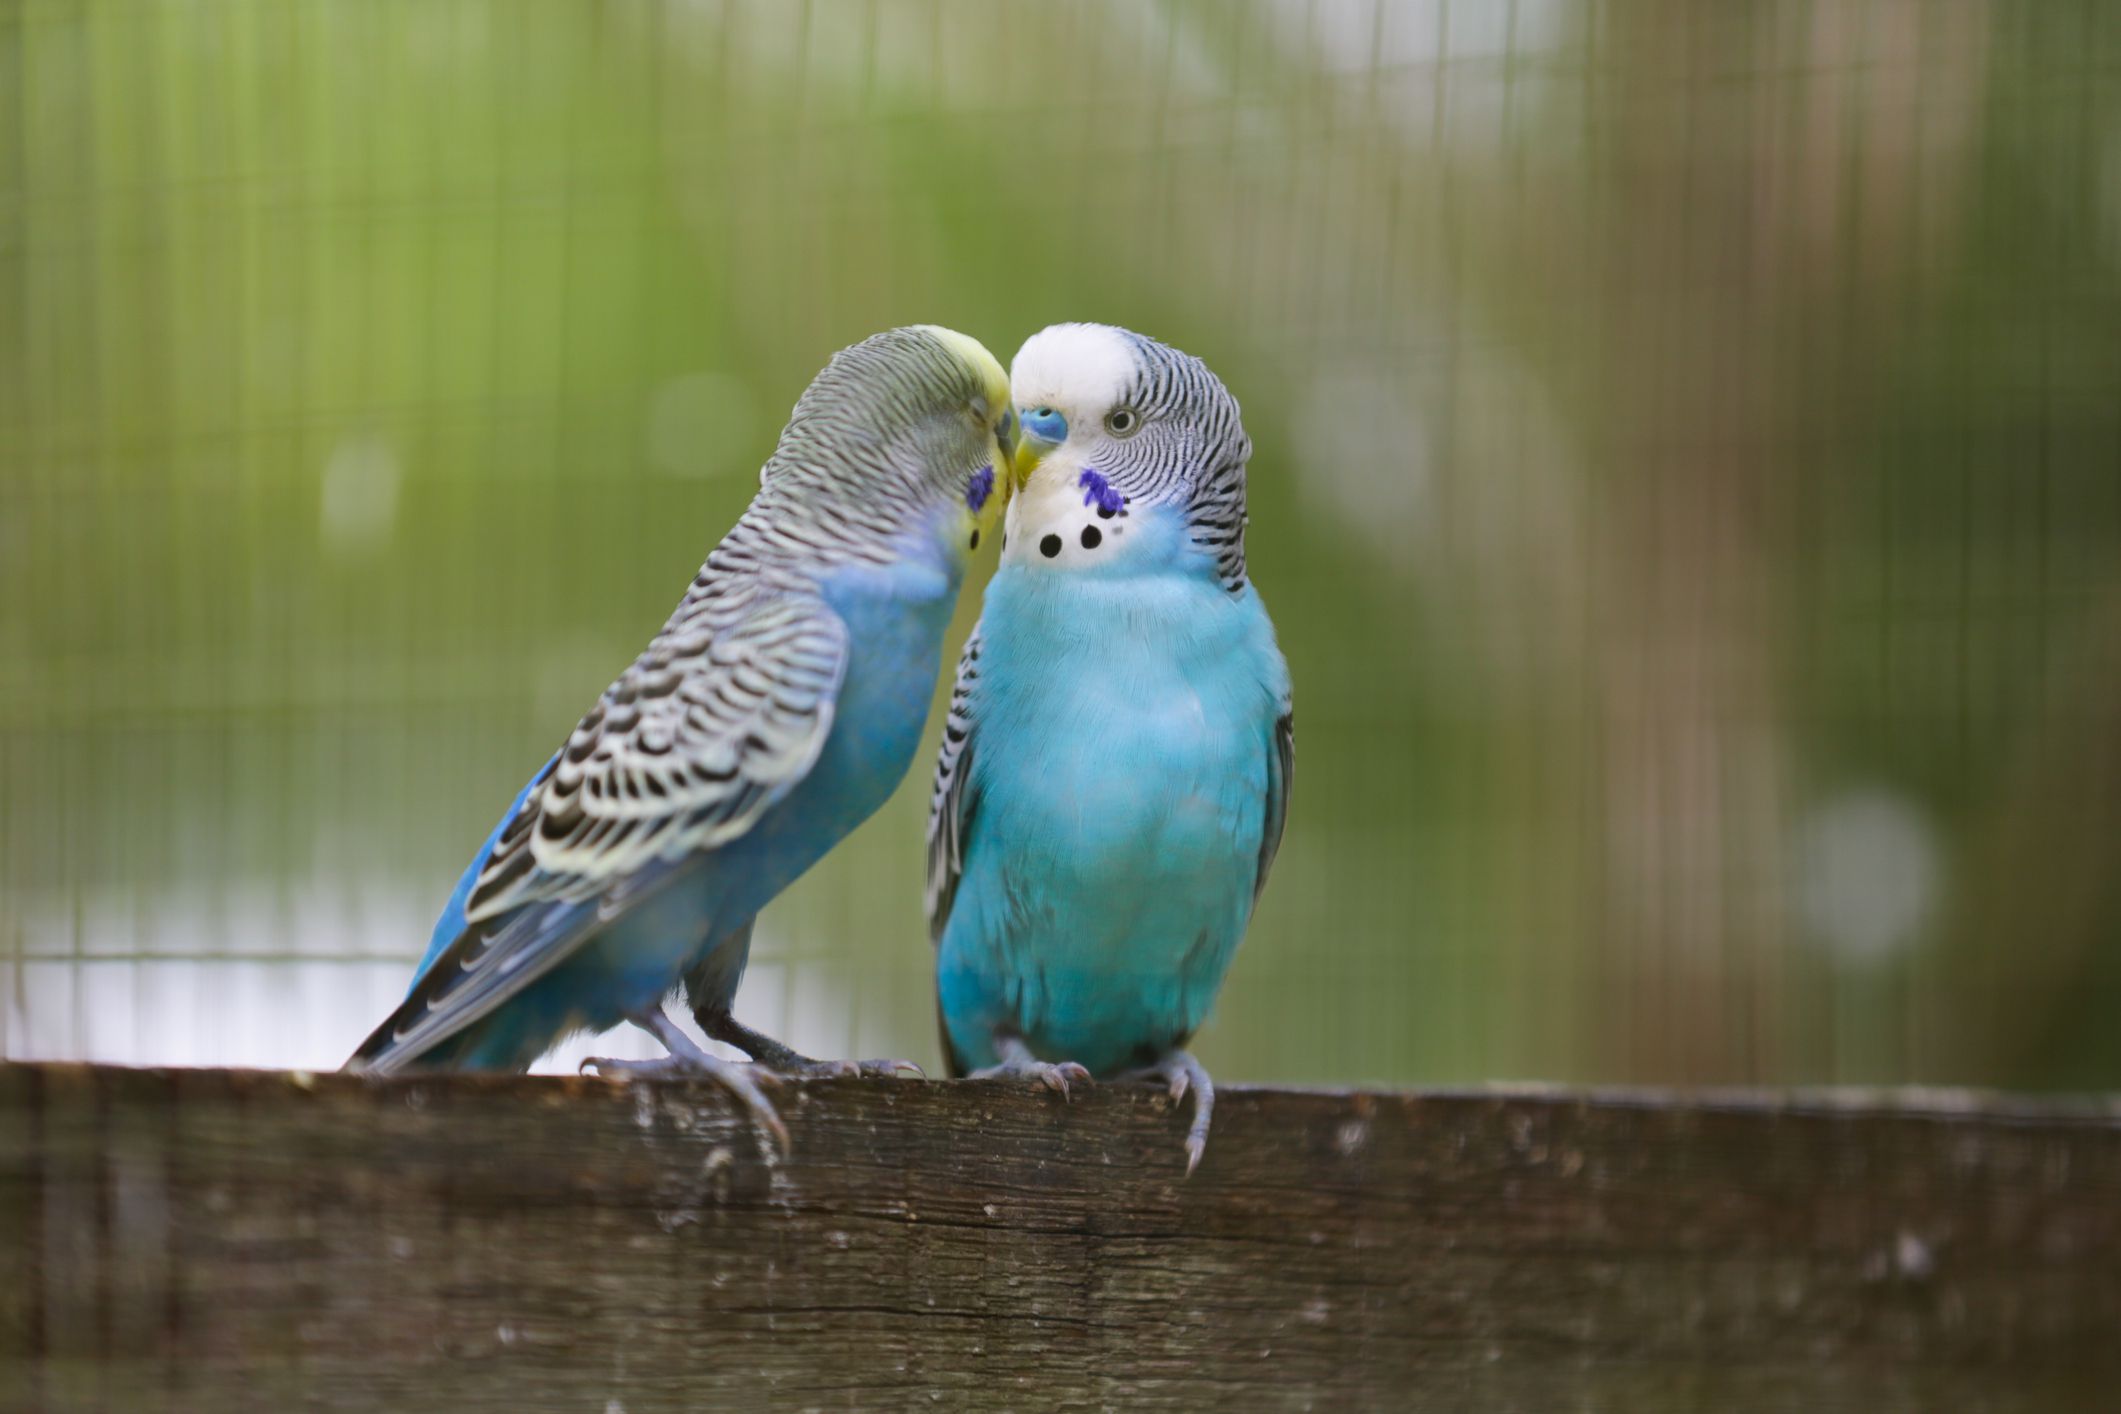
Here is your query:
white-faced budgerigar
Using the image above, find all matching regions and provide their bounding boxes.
[348,326,1017,1146]
[925,324,1292,1173]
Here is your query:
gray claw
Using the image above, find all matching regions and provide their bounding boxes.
[581,1051,791,1155]
[579,1054,687,1081]
[971,1051,1094,1100]
[776,1057,925,1081]
[1122,1050,1215,1177]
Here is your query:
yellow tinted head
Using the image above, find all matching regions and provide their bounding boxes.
[916,324,1011,420]
[916,324,1015,536]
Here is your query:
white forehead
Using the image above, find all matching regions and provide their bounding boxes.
[1010,323,1138,414]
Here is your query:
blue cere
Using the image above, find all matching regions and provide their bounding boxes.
[1022,406,1068,444]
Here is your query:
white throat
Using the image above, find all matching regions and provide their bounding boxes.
[1003,459,1130,571]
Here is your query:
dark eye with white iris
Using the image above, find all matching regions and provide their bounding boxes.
[1105,408,1141,437]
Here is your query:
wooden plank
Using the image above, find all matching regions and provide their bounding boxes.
[1,1064,2117,1411]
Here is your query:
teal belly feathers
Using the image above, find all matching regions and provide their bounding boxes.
[936,556,1287,1076]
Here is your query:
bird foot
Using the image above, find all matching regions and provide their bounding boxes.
[969,1050,1094,1099]
[692,1007,922,1080]
[772,1057,926,1080]
[1121,1050,1216,1177]
[580,1052,791,1155]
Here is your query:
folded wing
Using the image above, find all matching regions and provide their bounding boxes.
[350,594,850,1073]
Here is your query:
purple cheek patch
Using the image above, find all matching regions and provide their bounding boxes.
[966,465,995,513]
[1078,468,1126,515]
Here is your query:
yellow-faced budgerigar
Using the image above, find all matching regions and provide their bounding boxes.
[926,324,1292,1173]
[348,327,1016,1145]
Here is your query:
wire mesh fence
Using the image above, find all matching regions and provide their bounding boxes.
[3,0,2118,1086]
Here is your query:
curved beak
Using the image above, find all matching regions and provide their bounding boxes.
[994,406,1021,493]
[1012,422,1060,492]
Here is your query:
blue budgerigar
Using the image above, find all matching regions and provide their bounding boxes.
[348,326,1017,1144]
[926,324,1292,1172]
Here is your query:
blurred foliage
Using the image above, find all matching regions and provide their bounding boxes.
[3,0,2118,1087]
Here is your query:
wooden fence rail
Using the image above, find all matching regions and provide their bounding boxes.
[3,1064,2118,1410]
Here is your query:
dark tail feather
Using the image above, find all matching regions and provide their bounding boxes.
[344,1001,414,1073]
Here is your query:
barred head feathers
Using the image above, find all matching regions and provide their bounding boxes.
[1008,323,1253,593]
[452,326,1007,930]
[761,326,1008,506]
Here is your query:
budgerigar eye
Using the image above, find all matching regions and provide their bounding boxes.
[1105,408,1141,437]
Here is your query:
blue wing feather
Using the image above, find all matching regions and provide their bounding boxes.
[412,755,556,990]
[348,595,852,1074]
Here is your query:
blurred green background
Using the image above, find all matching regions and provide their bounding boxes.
[3,0,2117,1087]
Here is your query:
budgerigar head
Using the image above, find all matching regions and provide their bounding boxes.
[760,325,1016,558]
[1005,323,1252,591]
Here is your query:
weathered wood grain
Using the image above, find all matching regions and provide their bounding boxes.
[1,1064,2117,1411]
